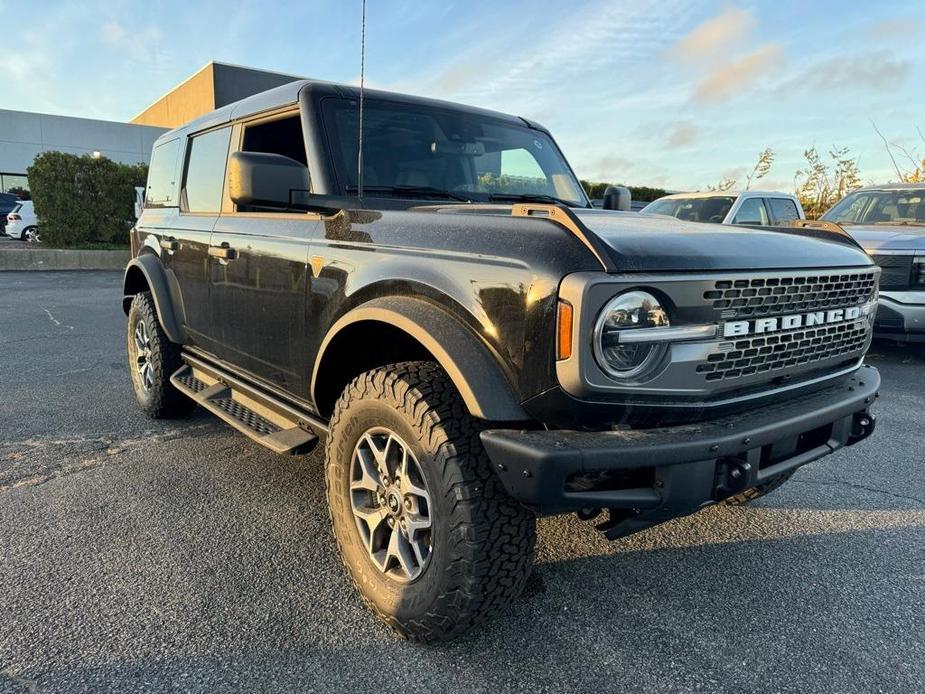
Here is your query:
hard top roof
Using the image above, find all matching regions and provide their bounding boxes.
[153,79,530,145]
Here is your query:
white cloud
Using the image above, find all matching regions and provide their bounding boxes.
[691,43,784,103]
[100,21,126,46]
[669,7,755,63]
[868,18,925,40]
[666,122,700,147]
[773,50,910,96]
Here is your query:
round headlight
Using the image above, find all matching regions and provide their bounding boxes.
[594,290,669,380]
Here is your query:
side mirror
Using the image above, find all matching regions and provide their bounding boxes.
[228,151,310,209]
[602,185,631,211]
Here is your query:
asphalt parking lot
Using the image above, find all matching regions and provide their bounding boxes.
[1,271,923,694]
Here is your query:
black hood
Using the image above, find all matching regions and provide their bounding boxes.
[572,209,872,272]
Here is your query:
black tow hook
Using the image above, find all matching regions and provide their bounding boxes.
[848,411,876,445]
[716,459,752,496]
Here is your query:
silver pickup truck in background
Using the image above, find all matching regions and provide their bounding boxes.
[822,184,925,343]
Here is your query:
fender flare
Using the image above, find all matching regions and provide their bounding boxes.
[311,296,528,422]
[122,254,186,344]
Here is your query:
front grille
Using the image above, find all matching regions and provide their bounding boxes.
[870,255,913,290]
[694,268,877,385]
[703,270,877,318]
[696,320,868,382]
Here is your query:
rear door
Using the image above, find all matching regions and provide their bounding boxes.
[207,112,322,397]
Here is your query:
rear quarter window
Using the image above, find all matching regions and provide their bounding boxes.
[145,138,181,208]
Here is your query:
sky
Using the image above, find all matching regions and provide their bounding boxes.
[1,0,923,192]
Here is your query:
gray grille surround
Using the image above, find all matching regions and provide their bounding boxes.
[555,266,880,402]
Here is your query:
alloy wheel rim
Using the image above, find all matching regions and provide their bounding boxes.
[349,427,433,582]
[134,320,154,392]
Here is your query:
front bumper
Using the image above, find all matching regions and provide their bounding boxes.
[481,366,880,534]
[874,291,925,342]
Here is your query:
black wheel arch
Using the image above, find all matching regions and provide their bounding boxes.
[122,254,186,344]
[311,296,529,422]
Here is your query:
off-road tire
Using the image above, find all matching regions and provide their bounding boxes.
[723,469,796,506]
[325,361,536,643]
[127,291,195,419]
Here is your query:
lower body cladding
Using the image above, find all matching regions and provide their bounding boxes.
[874,291,925,342]
[481,365,880,540]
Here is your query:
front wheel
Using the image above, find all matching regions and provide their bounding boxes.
[325,361,536,642]
[127,291,196,419]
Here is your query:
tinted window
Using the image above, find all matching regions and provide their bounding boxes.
[732,197,769,225]
[642,196,735,223]
[242,115,307,165]
[1,174,28,195]
[145,138,181,207]
[769,198,800,224]
[183,128,232,213]
[321,97,586,204]
[823,190,925,224]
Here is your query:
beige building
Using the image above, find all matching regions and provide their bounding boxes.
[0,62,305,193]
[131,62,306,129]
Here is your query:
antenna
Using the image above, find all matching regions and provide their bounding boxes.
[357,0,366,200]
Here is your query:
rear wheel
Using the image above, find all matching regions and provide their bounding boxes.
[723,469,796,506]
[23,227,38,243]
[325,361,535,642]
[127,291,195,419]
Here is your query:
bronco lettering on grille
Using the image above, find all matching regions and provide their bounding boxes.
[723,306,862,338]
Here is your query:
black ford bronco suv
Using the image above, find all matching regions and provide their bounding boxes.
[123,79,881,642]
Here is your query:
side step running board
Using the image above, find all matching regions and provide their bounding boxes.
[170,355,323,455]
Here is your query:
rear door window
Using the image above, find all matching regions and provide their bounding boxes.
[732,197,770,225]
[768,198,800,225]
[183,127,232,213]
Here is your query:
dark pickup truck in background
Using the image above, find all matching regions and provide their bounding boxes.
[121,79,881,642]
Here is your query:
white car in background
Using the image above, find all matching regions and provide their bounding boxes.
[6,200,39,242]
[641,191,805,227]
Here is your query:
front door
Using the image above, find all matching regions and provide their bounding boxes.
[208,214,320,396]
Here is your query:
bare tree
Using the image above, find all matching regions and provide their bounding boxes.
[745,148,775,190]
[794,146,862,218]
[707,176,737,192]
[872,121,925,183]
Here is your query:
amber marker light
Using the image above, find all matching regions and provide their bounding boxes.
[557,300,574,360]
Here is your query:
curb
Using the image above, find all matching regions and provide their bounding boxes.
[0,248,129,271]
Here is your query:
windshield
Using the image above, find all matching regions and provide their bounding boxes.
[321,97,587,206]
[822,189,925,225]
[641,196,736,223]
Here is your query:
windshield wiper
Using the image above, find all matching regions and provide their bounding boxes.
[345,184,472,203]
[486,192,582,208]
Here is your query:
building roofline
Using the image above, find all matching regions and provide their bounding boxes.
[0,107,165,131]
[129,61,214,123]
[129,61,308,123]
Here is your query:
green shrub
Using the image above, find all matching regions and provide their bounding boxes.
[27,152,147,248]
[580,180,669,203]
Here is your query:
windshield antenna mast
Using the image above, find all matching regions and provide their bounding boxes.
[357,0,366,200]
